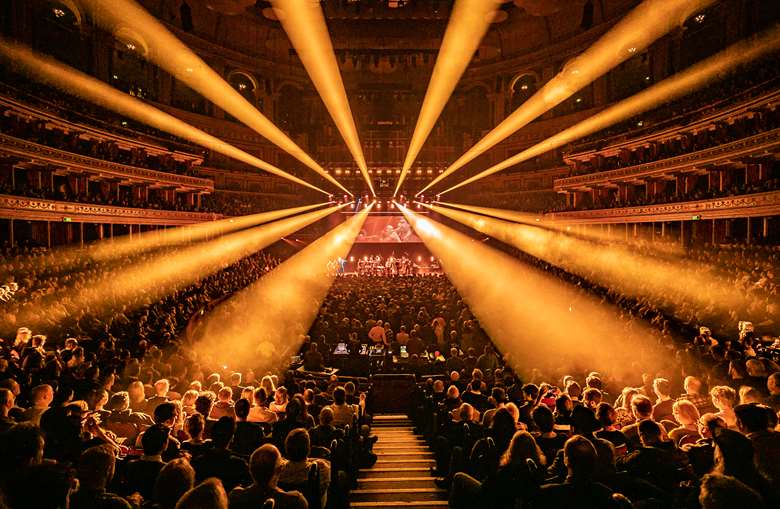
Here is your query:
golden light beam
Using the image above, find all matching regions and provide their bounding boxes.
[271,0,374,196]
[0,202,331,283]
[78,0,350,196]
[418,0,718,195]
[191,205,372,371]
[396,204,665,379]
[0,37,329,195]
[89,202,329,262]
[427,202,748,314]
[439,200,685,256]
[17,204,346,328]
[440,25,780,194]
[394,0,502,196]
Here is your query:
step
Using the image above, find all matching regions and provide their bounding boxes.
[374,459,435,467]
[359,467,433,479]
[374,444,429,451]
[374,415,411,421]
[357,477,437,489]
[376,452,435,461]
[351,488,448,503]
[373,426,416,431]
[351,502,448,509]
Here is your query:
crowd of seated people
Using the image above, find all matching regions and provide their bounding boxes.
[0,110,195,176]
[212,192,305,216]
[553,176,780,212]
[0,239,383,508]
[0,243,283,340]
[569,54,780,155]
[0,179,217,214]
[0,74,201,156]
[567,105,780,178]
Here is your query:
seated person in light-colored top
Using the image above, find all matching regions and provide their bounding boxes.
[328,386,358,427]
[21,384,53,426]
[248,388,278,424]
[209,387,236,420]
[279,429,331,508]
[270,387,289,414]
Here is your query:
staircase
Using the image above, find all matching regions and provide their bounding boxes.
[351,414,448,509]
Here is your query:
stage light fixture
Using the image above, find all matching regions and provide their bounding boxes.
[418,0,718,195]
[78,0,350,196]
[395,0,501,195]
[270,0,374,196]
[0,38,331,195]
[440,25,780,194]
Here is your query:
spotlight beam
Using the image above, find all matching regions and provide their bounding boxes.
[191,205,372,371]
[17,204,346,328]
[79,0,350,196]
[396,204,664,378]
[418,0,718,195]
[394,0,501,196]
[89,202,330,262]
[440,25,780,194]
[0,38,330,194]
[427,202,748,314]
[271,0,374,196]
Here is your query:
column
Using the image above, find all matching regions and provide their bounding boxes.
[80,222,84,248]
[47,221,51,249]
[746,217,751,245]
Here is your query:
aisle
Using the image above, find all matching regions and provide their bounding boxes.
[351,415,448,508]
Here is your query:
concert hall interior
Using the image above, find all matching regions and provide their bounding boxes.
[0,1,779,509]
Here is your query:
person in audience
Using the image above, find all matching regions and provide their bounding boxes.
[698,473,766,509]
[124,424,169,500]
[0,388,17,433]
[270,387,289,414]
[70,444,132,509]
[652,378,675,423]
[668,399,702,446]
[181,413,212,457]
[232,399,264,457]
[175,478,229,509]
[710,386,739,429]
[210,387,236,420]
[594,403,628,451]
[310,407,345,447]
[248,387,278,424]
[228,444,308,509]
[733,403,780,486]
[766,372,780,412]
[535,436,615,509]
[146,379,170,415]
[328,387,357,427]
[620,395,654,449]
[154,458,196,509]
[21,384,53,425]
[279,428,331,507]
[190,416,250,492]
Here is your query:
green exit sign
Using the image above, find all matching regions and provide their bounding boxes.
[62,217,73,222]
[691,215,701,221]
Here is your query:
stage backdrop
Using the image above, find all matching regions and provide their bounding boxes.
[355,215,421,243]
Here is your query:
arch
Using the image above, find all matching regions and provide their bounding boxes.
[508,72,538,110]
[113,26,150,58]
[508,72,539,93]
[47,0,83,26]
[227,70,260,92]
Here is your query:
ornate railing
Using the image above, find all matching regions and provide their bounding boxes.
[0,194,221,225]
[545,190,780,223]
[0,133,214,191]
[554,128,780,190]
